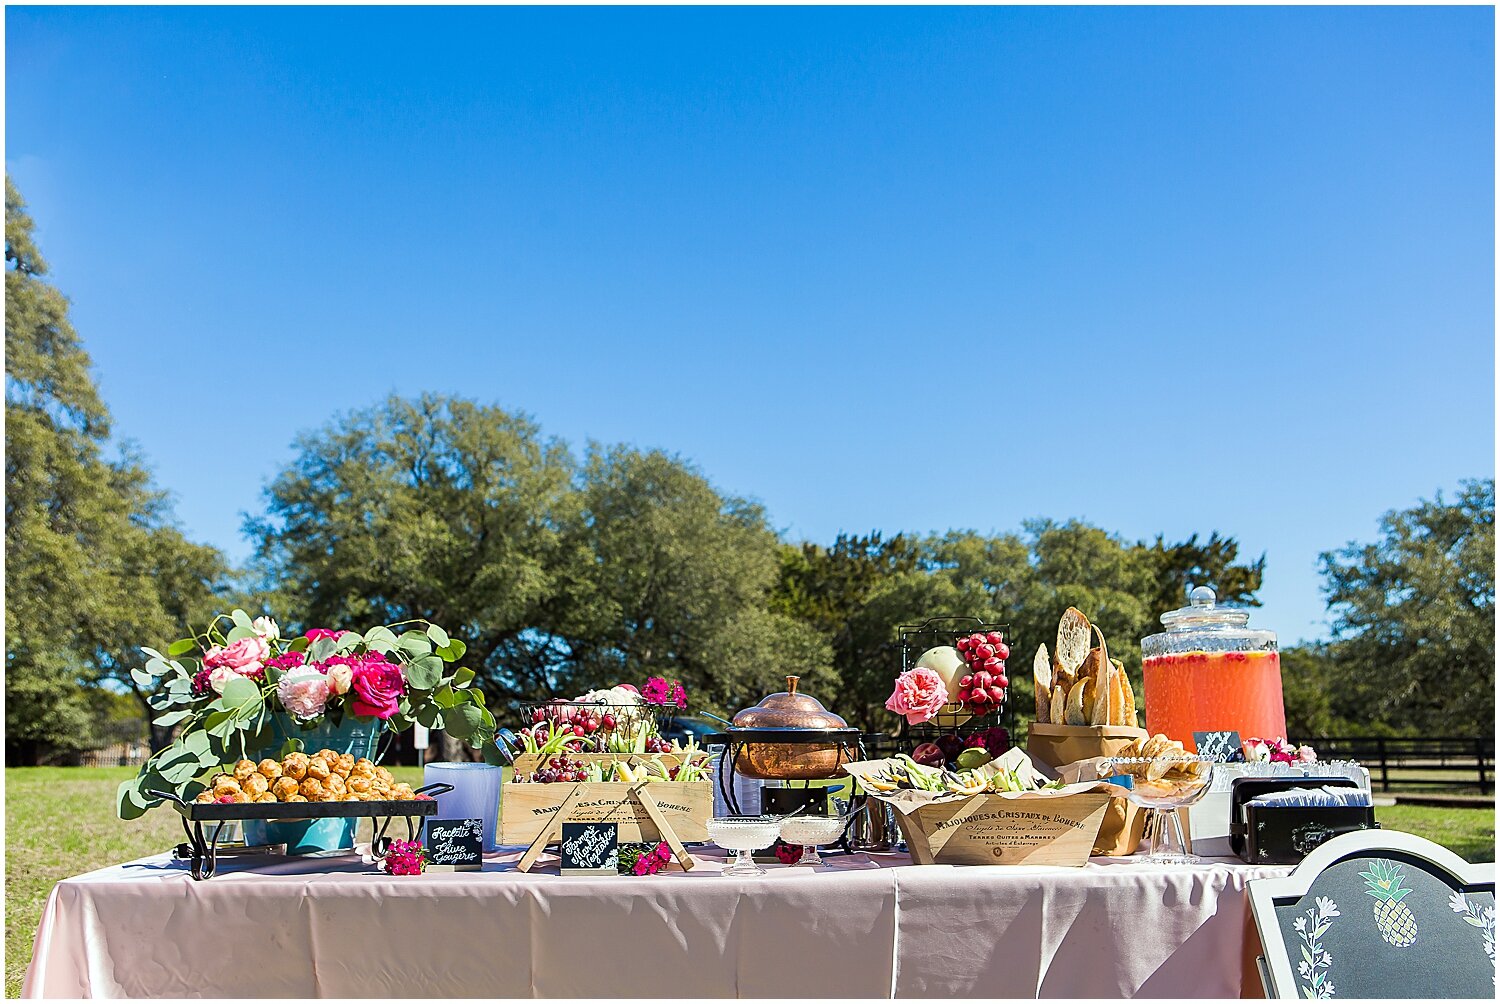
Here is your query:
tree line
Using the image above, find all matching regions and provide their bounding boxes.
[6,178,1494,762]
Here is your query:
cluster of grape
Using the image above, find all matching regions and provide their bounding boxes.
[955,631,1010,714]
[526,755,588,783]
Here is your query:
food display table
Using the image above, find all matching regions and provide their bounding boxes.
[25,848,1288,998]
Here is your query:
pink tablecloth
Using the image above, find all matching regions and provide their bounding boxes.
[24,847,1287,998]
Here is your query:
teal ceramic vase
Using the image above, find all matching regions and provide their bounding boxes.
[241,713,383,854]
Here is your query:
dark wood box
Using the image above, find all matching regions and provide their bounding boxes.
[1229,776,1377,865]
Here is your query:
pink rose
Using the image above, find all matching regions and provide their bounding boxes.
[884,667,949,725]
[276,668,331,719]
[1296,744,1317,764]
[203,636,269,673]
[325,662,353,695]
[350,660,405,719]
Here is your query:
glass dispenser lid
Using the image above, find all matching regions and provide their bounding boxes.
[1158,585,1252,631]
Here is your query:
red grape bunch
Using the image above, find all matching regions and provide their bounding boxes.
[527,755,588,783]
[955,631,1009,714]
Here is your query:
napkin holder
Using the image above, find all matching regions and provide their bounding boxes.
[1229,776,1377,865]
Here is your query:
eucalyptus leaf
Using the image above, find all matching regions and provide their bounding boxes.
[433,685,461,709]
[182,730,213,757]
[452,667,475,688]
[147,691,174,711]
[116,779,150,820]
[226,625,257,642]
[146,657,169,677]
[167,638,198,657]
[425,624,450,648]
[308,638,337,664]
[363,625,397,650]
[407,654,443,690]
[442,703,484,739]
[437,639,467,662]
[416,703,443,728]
[141,646,167,661]
[152,709,190,727]
[220,677,262,709]
[231,608,254,630]
[336,630,363,654]
[130,667,155,688]
[397,632,433,657]
[279,738,305,757]
[289,636,310,653]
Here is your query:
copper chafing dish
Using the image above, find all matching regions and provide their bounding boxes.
[710,676,861,781]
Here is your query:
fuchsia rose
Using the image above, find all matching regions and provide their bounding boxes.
[885,667,949,725]
[277,668,331,719]
[350,658,405,719]
[305,628,341,642]
[203,636,269,675]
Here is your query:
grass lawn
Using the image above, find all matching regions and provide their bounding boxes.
[6,767,1496,998]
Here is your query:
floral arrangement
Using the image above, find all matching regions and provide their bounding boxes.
[117,609,499,818]
[1242,736,1317,765]
[774,841,804,865]
[381,839,427,876]
[617,841,672,876]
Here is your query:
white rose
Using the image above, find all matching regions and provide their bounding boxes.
[208,665,241,695]
[252,616,280,640]
[326,662,353,696]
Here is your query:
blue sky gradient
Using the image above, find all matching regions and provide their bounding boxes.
[6,6,1494,642]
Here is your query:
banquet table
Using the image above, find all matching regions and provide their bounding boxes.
[24,846,1288,998]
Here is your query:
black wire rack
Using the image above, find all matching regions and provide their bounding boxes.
[866,616,1016,761]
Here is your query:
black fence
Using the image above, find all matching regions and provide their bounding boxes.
[1309,736,1493,794]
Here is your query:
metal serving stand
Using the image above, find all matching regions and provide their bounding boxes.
[149,782,452,880]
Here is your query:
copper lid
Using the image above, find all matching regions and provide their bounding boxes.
[731,675,847,730]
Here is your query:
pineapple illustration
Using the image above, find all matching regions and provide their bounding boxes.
[1361,859,1418,947]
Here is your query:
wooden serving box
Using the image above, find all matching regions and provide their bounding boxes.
[889,790,1113,866]
[501,750,713,846]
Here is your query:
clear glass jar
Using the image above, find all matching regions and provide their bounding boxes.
[1140,586,1285,750]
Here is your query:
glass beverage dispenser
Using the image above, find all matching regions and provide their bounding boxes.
[1140,586,1286,750]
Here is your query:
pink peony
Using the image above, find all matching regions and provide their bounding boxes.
[203,636,269,674]
[350,659,405,719]
[885,667,949,725]
[1295,744,1318,764]
[277,668,331,719]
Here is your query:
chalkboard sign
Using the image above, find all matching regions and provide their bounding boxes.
[424,818,483,870]
[1194,730,1243,762]
[1269,850,1495,998]
[560,822,619,876]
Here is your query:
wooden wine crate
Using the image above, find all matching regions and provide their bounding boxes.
[501,780,713,845]
[890,790,1112,867]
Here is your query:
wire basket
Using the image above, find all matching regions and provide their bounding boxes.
[518,699,679,738]
[881,616,1015,759]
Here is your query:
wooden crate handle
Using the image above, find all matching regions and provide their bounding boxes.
[631,782,695,871]
[518,782,586,873]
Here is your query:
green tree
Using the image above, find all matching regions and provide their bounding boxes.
[5,178,230,763]
[248,395,830,719]
[1316,479,1494,735]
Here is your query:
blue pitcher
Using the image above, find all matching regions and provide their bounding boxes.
[241,714,382,854]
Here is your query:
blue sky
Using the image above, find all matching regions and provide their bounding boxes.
[6,6,1494,643]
